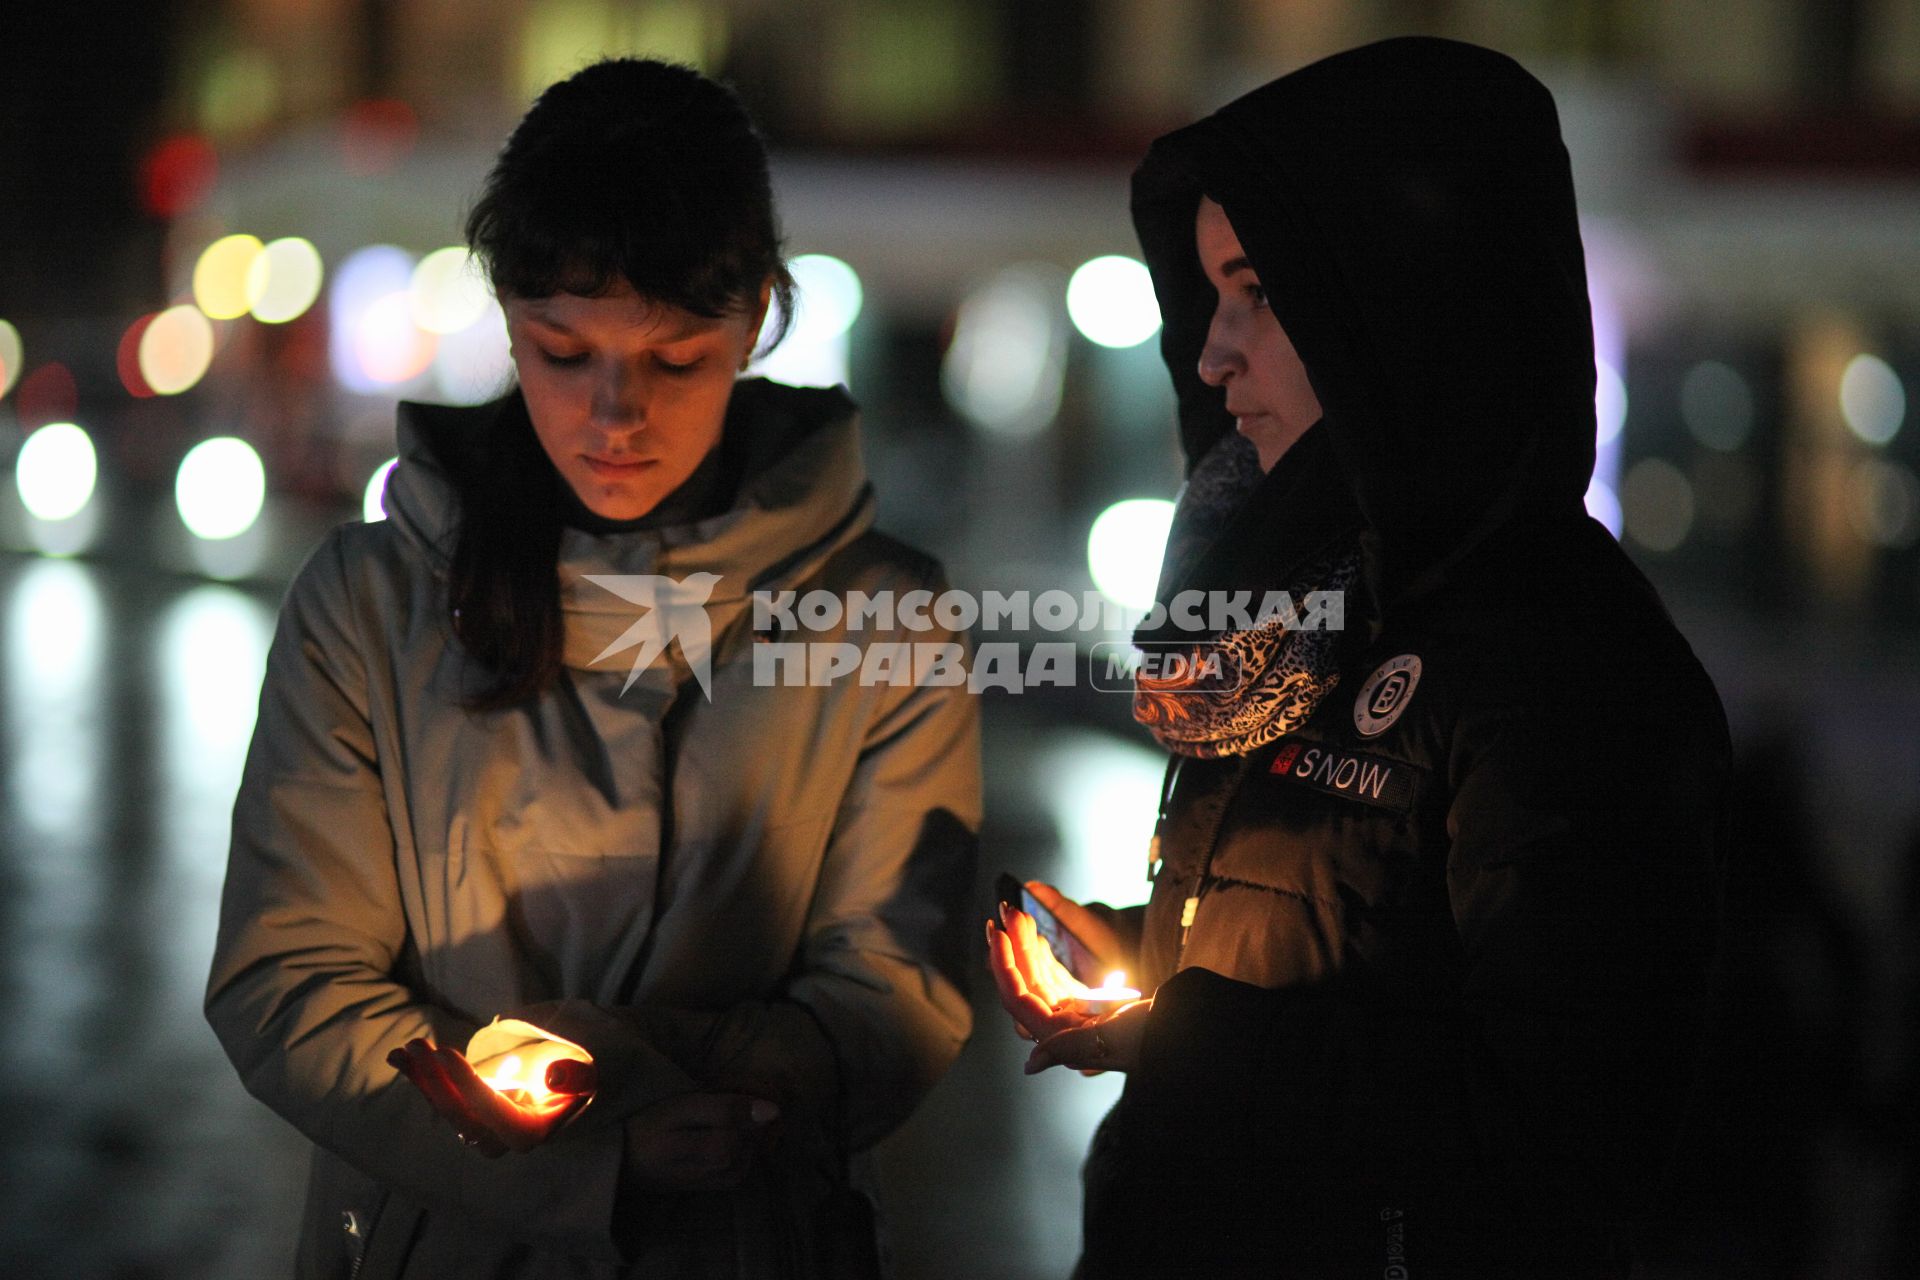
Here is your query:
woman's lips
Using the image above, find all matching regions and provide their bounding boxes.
[583,455,655,478]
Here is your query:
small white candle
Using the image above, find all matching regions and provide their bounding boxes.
[1070,970,1143,1017]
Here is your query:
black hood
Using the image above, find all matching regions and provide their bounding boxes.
[1132,36,1598,610]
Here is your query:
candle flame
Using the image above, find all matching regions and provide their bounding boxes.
[1103,970,1127,991]
[484,1051,554,1104]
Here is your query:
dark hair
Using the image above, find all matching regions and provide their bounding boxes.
[448,58,792,712]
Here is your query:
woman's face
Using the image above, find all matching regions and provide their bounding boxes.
[1194,196,1322,472]
[504,278,770,520]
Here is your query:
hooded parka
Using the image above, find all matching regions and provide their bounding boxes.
[1082,39,1729,1278]
[206,378,980,1278]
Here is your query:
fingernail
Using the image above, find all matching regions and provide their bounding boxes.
[545,1060,595,1094]
[749,1099,780,1126]
[386,1048,412,1075]
[1023,1051,1049,1076]
[997,902,1009,928]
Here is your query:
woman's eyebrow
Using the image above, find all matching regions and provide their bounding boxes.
[1219,255,1254,276]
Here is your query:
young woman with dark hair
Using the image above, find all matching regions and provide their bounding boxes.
[207,58,978,1278]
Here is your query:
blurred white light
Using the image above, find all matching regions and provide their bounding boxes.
[1849,458,1920,549]
[6,560,104,835]
[330,245,417,393]
[139,304,216,395]
[0,318,21,400]
[1840,353,1905,446]
[363,457,398,523]
[1584,478,1622,538]
[788,254,863,340]
[1594,359,1627,446]
[943,265,1067,438]
[1088,498,1176,611]
[15,422,97,521]
[1680,360,1753,452]
[175,437,266,540]
[354,291,437,385]
[431,299,513,405]
[247,236,325,324]
[752,255,864,390]
[193,234,266,320]
[1067,256,1160,349]
[1621,458,1694,553]
[410,246,491,335]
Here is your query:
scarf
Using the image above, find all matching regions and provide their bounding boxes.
[1131,428,1364,758]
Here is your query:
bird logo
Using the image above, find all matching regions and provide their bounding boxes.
[581,572,724,698]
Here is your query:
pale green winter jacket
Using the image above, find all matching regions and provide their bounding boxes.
[205,379,981,1278]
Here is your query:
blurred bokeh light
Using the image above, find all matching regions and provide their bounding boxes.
[174,437,266,540]
[14,423,98,522]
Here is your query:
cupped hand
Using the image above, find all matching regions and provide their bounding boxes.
[986,903,1093,1044]
[623,1091,782,1192]
[389,1038,595,1157]
[1024,996,1152,1075]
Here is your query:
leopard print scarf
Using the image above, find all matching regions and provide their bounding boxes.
[1133,543,1359,758]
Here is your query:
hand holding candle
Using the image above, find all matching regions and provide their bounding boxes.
[389,1023,597,1156]
[988,902,1151,1073]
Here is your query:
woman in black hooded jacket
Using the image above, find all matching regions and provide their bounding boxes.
[988,37,1729,1279]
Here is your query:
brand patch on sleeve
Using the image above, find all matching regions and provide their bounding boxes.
[1269,741,1418,813]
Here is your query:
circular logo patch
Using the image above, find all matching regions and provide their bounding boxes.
[1353,654,1422,738]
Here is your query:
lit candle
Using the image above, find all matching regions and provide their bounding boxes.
[1069,970,1143,1017]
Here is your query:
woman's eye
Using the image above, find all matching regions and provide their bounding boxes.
[539,350,588,367]
[1245,283,1269,308]
[654,355,703,375]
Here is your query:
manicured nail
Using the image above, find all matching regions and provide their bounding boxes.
[386,1048,412,1075]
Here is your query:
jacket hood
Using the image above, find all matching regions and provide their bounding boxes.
[1132,36,1598,607]
[382,377,874,669]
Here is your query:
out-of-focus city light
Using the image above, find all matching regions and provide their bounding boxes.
[247,237,325,324]
[752,254,863,389]
[363,457,398,523]
[410,247,491,335]
[1849,458,1920,549]
[942,265,1067,438]
[175,437,266,540]
[1840,353,1906,445]
[355,292,438,385]
[138,134,219,219]
[1584,478,1622,537]
[117,314,159,397]
[1595,358,1627,446]
[199,47,280,138]
[1067,256,1160,349]
[193,234,267,320]
[1088,498,1176,611]
[15,361,78,430]
[140,305,217,395]
[1681,360,1754,452]
[330,245,419,393]
[1621,458,1694,553]
[15,423,97,522]
[431,300,514,405]
[0,319,22,400]
[7,560,104,832]
[341,99,419,176]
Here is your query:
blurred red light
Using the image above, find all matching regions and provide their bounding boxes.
[118,314,159,398]
[16,362,78,431]
[340,99,418,176]
[139,135,219,219]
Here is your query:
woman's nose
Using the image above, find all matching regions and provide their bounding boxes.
[590,364,646,429]
[1197,315,1242,387]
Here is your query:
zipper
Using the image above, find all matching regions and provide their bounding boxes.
[343,1209,367,1279]
[1172,755,1252,970]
